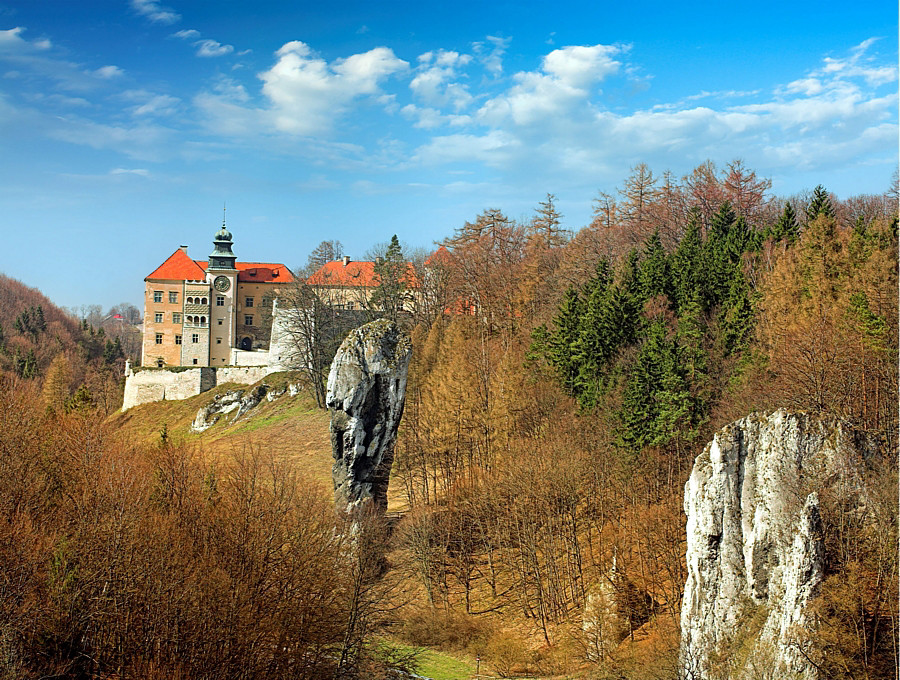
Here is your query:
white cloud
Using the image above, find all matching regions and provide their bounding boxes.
[48,118,175,161]
[413,130,520,166]
[401,103,471,129]
[477,44,622,127]
[110,167,150,176]
[258,41,408,134]
[411,49,472,110]
[94,65,123,79]
[195,39,233,57]
[131,0,180,25]
[542,45,620,87]
[0,26,50,52]
[472,35,510,76]
[819,38,897,86]
[172,30,234,58]
[131,93,180,116]
[173,29,200,40]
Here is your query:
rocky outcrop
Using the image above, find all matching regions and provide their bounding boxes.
[326,320,411,514]
[680,410,872,680]
[190,383,291,432]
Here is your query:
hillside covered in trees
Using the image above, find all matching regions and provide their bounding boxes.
[0,159,896,679]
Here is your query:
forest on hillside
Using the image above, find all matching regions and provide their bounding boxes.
[0,159,896,679]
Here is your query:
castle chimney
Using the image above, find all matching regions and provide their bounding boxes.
[375,256,383,265]
[179,245,188,253]
[342,255,351,266]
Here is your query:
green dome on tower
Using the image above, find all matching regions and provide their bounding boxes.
[208,208,237,270]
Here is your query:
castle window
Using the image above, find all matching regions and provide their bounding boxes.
[169,291,178,304]
[217,319,223,325]
[173,313,182,324]
[155,333,163,344]
[153,291,162,303]
[157,358,164,367]
[192,334,199,343]
[244,315,253,326]
[216,337,222,344]
[200,316,206,325]
[187,297,193,304]
[193,358,198,365]
[201,297,208,305]
[245,297,254,308]
[175,335,182,345]
[216,296,225,306]
[155,313,163,323]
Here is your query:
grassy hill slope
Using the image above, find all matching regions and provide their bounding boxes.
[110,371,335,491]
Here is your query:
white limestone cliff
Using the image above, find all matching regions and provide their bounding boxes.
[327,320,412,514]
[680,410,871,679]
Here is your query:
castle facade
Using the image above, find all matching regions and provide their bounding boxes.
[141,222,293,368]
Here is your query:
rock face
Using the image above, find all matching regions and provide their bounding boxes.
[190,384,270,432]
[681,410,871,680]
[326,320,412,514]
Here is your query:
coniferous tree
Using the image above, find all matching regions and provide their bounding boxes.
[530,193,568,247]
[22,348,37,379]
[35,305,46,333]
[619,320,694,449]
[671,213,706,312]
[637,230,671,303]
[806,184,835,221]
[542,286,584,396]
[719,271,756,356]
[772,202,800,243]
[703,202,739,305]
[371,235,408,323]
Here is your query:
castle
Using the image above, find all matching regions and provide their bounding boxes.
[141,220,293,368]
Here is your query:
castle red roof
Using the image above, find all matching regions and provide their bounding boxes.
[145,248,207,281]
[424,245,453,266]
[145,248,293,283]
[306,260,419,288]
[195,261,294,283]
[307,260,379,287]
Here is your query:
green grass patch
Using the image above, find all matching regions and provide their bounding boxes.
[383,640,475,680]
[229,395,319,434]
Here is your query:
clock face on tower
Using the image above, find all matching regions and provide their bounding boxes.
[214,275,231,292]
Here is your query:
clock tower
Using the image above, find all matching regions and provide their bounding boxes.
[207,216,239,365]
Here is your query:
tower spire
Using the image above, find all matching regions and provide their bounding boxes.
[223,201,226,227]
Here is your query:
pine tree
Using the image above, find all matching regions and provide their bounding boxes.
[371,235,407,323]
[806,184,835,221]
[543,286,584,396]
[22,348,37,379]
[637,230,671,302]
[719,271,755,356]
[772,202,800,243]
[671,213,706,312]
[619,320,694,449]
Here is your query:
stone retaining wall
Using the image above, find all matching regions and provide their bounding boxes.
[122,364,270,411]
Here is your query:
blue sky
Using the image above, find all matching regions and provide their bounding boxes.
[1,0,896,311]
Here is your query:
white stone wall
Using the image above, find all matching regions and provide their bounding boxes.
[218,366,269,385]
[230,348,270,366]
[122,364,271,411]
[122,367,214,410]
